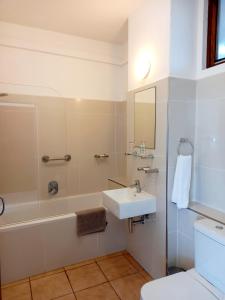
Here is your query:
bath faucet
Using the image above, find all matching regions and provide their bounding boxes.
[130,179,142,193]
[48,181,58,195]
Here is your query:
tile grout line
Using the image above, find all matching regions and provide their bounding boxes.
[123,253,152,281]
[96,256,143,300]
[95,261,110,282]
[28,278,34,300]
[52,291,76,300]
[64,261,95,272]
[64,270,77,300]
[4,252,127,289]
[2,251,152,299]
[74,282,111,295]
[108,280,122,300]
[92,262,122,300]
[98,261,139,282]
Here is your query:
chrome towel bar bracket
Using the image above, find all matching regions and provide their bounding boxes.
[42,154,71,163]
[177,138,194,155]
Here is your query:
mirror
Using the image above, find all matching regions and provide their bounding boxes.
[134,87,156,149]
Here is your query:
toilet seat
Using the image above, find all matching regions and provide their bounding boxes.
[141,269,224,300]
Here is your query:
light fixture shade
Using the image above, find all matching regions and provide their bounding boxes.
[135,52,151,81]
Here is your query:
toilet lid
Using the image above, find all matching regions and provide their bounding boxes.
[141,271,219,300]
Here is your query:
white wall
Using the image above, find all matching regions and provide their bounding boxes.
[169,0,198,79]
[0,22,127,100]
[169,0,225,80]
[196,0,225,79]
[128,0,171,90]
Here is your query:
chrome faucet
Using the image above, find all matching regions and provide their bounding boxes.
[130,179,141,193]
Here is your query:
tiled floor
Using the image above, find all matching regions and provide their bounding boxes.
[1,251,153,300]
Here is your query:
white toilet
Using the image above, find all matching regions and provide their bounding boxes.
[141,218,225,300]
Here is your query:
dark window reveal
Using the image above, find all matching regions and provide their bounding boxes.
[207,0,225,67]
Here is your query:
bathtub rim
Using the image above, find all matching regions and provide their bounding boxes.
[0,191,105,231]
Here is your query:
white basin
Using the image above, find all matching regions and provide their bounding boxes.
[102,188,156,219]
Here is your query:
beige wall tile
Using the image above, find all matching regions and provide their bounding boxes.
[0,106,37,194]
[0,96,127,202]
[78,153,117,194]
[76,100,115,115]
[78,113,115,155]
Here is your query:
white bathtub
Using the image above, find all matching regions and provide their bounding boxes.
[0,193,127,284]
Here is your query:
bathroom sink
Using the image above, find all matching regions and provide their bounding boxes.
[102,188,156,219]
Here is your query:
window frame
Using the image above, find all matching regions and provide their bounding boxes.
[207,0,225,68]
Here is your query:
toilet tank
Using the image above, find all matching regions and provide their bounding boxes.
[194,219,225,294]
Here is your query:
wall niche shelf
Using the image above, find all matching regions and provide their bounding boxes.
[188,201,225,226]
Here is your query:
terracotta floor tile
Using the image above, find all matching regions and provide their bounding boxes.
[111,273,146,300]
[97,255,137,280]
[31,272,72,300]
[66,263,107,292]
[30,267,64,280]
[54,294,76,300]
[1,282,31,300]
[76,283,119,300]
[64,258,95,271]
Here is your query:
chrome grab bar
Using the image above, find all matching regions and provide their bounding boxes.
[94,154,109,159]
[42,154,71,163]
[0,197,5,216]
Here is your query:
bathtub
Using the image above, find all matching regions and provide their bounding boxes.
[0,192,127,284]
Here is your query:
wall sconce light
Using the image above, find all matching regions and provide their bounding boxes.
[135,52,151,81]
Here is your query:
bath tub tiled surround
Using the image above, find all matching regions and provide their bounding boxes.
[0,193,127,284]
[1,251,152,300]
[0,95,126,203]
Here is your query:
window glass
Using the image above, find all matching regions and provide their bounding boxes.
[217,0,225,60]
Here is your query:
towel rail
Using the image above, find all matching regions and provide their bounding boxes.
[42,154,71,163]
[94,154,109,159]
[177,138,194,155]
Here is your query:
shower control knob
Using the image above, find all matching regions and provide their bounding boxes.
[48,181,58,195]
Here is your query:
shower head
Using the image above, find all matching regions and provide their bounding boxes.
[0,93,8,97]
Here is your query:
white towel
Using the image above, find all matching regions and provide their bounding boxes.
[172,155,192,209]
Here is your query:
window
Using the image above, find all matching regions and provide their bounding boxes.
[207,0,225,68]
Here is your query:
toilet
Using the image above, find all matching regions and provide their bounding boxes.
[141,218,225,300]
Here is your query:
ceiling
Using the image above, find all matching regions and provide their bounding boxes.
[0,0,143,44]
